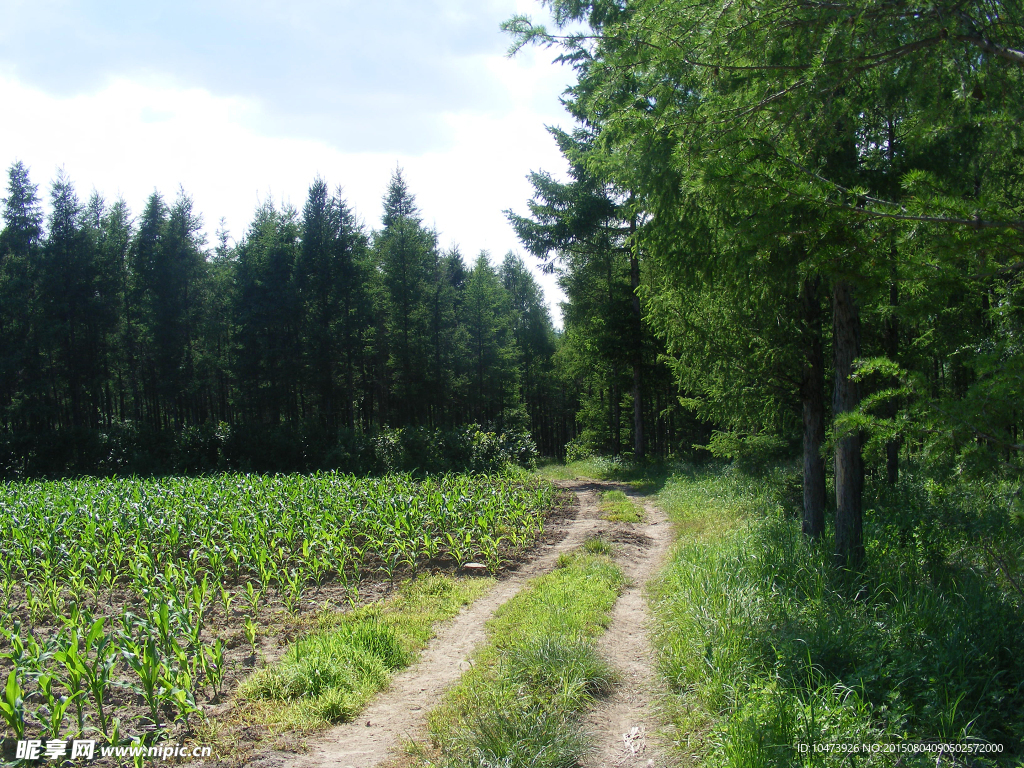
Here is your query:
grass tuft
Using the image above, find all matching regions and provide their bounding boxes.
[582,535,615,555]
[504,635,616,711]
[240,617,400,723]
[451,701,590,768]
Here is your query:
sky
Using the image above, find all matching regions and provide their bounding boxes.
[0,0,574,323]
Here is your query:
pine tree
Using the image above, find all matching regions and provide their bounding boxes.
[463,254,518,429]
[294,178,370,430]
[0,162,44,431]
[232,201,302,424]
[374,169,437,425]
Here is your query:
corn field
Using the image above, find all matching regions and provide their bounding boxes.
[0,471,557,747]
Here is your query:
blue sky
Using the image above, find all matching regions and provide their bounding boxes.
[0,0,572,318]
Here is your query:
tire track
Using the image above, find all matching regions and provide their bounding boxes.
[581,488,675,768]
[245,480,610,768]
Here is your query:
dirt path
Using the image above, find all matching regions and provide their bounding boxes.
[247,479,674,768]
[582,490,675,768]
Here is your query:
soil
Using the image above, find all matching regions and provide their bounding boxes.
[232,479,678,768]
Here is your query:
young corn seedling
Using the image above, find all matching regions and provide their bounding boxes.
[130,737,147,768]
[53,632,88,737]
[152,601,176,658]
[3,625,51,677]
[67,568,89,609]
[203,639,226,701]
[0,577,14,613]
[169,667,203,732]
[44,581,65,622]
[243,582,263,620]
[81,619,118,740]
[100,568,118,606]
[36,674,81,740]
[122,636,170,729]
[0,670,26,740]
[219,586,235,619]
[283,569,304,614]
[25,583,46,626]
[190,576,211,635]
[243,618,259,660]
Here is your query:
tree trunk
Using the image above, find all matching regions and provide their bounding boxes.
[629,218,645,459]
[610,382,621,455]
[884,275,900,485]
[633,363,644,459]
[832,279,864,570]
[800,277,826,538]
[884,124,901,486]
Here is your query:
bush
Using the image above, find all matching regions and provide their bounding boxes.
[564,436,593,463]
[704,430,791,473]
[0,422,539,479]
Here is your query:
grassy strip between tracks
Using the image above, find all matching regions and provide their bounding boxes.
[419,547,625,768]
[599,489,644,523]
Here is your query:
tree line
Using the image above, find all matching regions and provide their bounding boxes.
[0,165,586,476]
[505,0,1023,568]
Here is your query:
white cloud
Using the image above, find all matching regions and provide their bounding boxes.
[0,64,571,322]
[0,0,578,323]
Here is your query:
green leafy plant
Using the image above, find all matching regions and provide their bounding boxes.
[243,618,259,659]
[122,636,171,729]
[0,670,26,740]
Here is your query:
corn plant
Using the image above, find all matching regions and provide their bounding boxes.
[218,586,234,619]
[168,667,203,732]
[52,632,88,735]
[283,569,304,614]
[80,619,118,739]
[202,639,226,700]
[243,582,263,619]
[243,618,259,659]
[190,576,211,634]
[121,636,170,728]
[0,670,26,740]
[25,583,46,626]
[151,601,176,659]
[36,674,81,739]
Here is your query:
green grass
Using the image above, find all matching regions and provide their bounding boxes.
[654,462,774,539]
[582,536,615,555]
[240,574,491,731]
[648,463,1024,767]
[599,489,643,522]
[426,550,625,768]
[535,456,670,494]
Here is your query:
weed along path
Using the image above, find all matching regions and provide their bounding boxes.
[251,479,674,768]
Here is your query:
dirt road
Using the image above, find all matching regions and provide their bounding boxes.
[246,479,675,768]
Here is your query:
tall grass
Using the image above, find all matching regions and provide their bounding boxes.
[650,464,1024,767]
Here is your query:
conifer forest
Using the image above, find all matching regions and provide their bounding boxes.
[1,0,1023,764]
